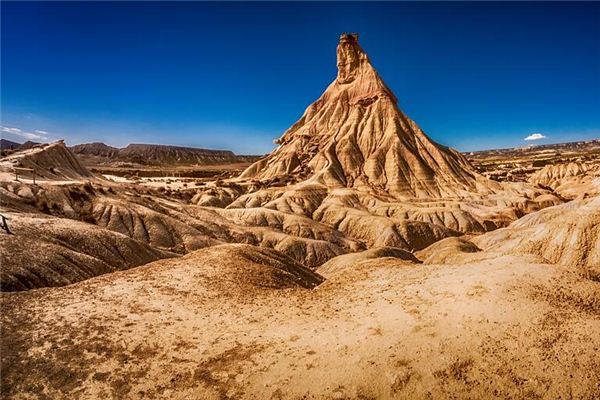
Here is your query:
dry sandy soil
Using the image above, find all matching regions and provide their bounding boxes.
[1,33,600,399]
[2,245,599,399]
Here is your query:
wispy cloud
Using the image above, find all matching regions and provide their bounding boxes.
[1,127,22,134]
[524,133,547,141]
[1,125,48,141]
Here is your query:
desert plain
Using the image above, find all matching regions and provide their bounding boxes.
[1,34,599,399]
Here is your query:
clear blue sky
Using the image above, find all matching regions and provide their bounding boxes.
[2,2,599,154]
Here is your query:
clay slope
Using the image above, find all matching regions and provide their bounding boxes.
[318,246,420,277]
[0,213,173,291]
[0,140,92,180]
[473,196,600,269]
[0,179,364,268]
[416,237,481,264]
[529,162,600,198]
[241,33,483,198]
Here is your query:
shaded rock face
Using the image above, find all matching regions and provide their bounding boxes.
[0,213,174,292]
[71,142,261,166]
[117,144,239,165]
[0,139,21,151]
[71,142,119,158]
[241,34,479,198]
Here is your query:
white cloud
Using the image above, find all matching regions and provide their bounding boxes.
[524,133,547,141]
[1,126,22,134]
[1,125,48,140]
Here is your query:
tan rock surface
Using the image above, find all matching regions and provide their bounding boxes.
[241,34,482,199]
[473,196,600,270]
[0,212,174,291]
[529,162,600,199]
[0,141,92,181]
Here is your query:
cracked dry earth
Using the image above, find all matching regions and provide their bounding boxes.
[2,244,600,399]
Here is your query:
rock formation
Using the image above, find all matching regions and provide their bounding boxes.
[529,162,600,198]
[241,33,483,198]
[0,212,174,291]
[473,196,600,270]
[0,141,92,180]
[71,142,120,158]
[71,142,261,166]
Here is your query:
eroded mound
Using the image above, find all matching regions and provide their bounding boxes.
[0,180,363,270]
[318,246,420,277]
[529,162,600,199]
[0,213,173,291]
[0,141,92,180]
[473,196,600,269]
[416,237,481,264]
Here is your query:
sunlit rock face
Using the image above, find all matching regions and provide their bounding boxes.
[241,33,485,199]
[336,33,362,84]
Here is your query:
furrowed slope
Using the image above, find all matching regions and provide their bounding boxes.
[0,141,92,180]
[241,33,484,199]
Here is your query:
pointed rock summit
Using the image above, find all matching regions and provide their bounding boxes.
[242,33,483,198]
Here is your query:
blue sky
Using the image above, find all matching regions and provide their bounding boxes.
[1,2,599,154]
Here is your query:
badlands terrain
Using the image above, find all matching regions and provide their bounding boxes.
[1,34,599,399]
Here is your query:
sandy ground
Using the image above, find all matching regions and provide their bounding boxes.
[2,245,599,399]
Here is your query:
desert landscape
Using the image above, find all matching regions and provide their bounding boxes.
[1,29,600,400]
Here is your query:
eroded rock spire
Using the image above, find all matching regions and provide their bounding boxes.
[241,34,481,198]
[336,33,363,84]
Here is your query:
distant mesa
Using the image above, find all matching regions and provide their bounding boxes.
[72,142,261,166]
[118,144,237,165]
[71,142,120,158]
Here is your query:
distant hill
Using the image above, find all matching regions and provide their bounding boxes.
[117,144,240,165]
[0,139,21,150]
[19,141,41,150]
[466,139,600,158]
[71,142,261,166]
[71,142,120,158]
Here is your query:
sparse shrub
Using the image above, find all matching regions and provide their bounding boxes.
[37,200,51,214]
[68,189,89,202]
[50,202,62,213]
[83,182,95,193]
